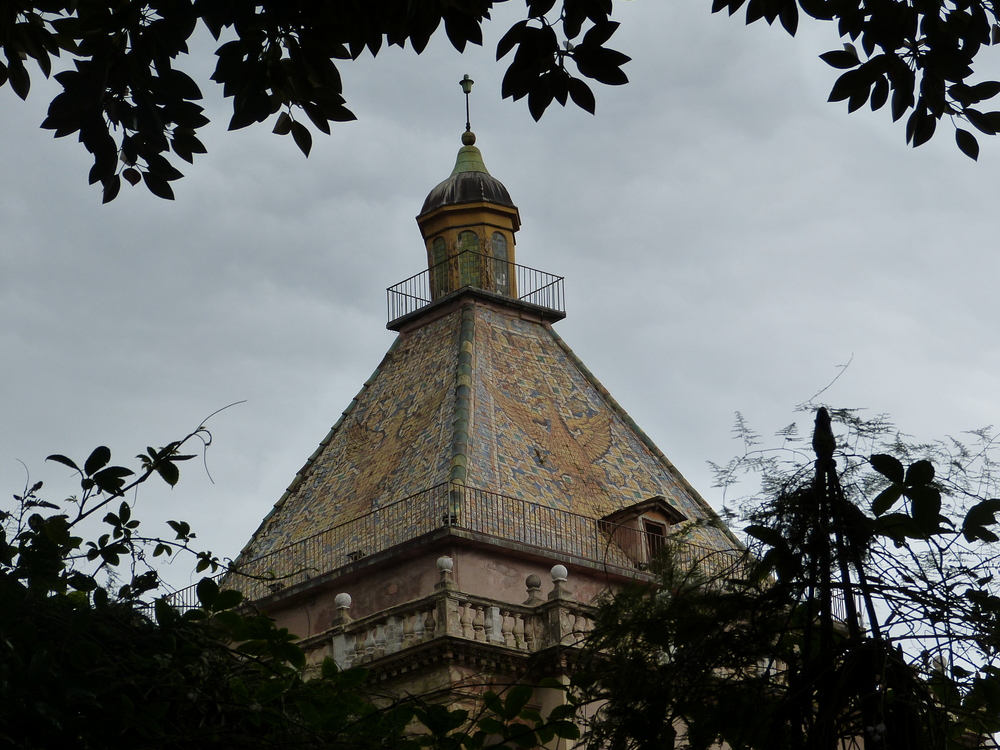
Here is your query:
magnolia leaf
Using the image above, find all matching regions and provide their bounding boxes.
[957,128,980,160]
[291,121,312,156]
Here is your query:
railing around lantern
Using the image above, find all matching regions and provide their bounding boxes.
[387,252,565,324]
[184,484,743,608]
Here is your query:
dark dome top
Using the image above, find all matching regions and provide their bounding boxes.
[418,134,516,216]
[420,170,515,215]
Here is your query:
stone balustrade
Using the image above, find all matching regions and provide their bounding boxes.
[322,558,595,671]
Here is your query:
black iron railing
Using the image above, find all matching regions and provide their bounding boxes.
[164,485,852,623]
[162,484,741,609]
[387,252,565,323]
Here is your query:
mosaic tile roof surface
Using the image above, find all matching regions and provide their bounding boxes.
[471,306,691,517]
[240,313,462,561]
[237,297,732,565]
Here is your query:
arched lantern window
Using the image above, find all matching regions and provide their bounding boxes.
[430,236,448,298]
[491,232,510,296]
[457,231,481,288]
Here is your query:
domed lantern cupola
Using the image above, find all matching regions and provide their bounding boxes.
[416,76,521,301]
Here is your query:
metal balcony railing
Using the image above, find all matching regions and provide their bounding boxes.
[387,252,565,324]
[164,484,743,609]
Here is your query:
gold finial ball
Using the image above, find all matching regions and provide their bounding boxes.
[462,130,477,145]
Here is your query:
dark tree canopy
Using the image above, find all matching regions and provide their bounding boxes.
[2,0,999,201]
[576,408,1000,750]
[0,432,582,749]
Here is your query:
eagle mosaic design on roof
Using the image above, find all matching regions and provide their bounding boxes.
[469,306,701,521]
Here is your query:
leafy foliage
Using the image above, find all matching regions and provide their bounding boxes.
[579,407,1000,749]
[0,0,629,202]
[0,421,583,748]
[715,0,1000,160]
[9,0,999,202]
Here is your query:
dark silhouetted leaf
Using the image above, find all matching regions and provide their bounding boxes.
[272,111,293,135]
[872,485,903,516]
[196,577,219,607]
[966,108,996,134]
[47,454,80,472]
[84,446,111,477]
[568,77,596,114]
[94,466,135,493]
[497,20,528,59]
[504,684,534,719]
[142,172,175,200]
[907,484,942,531]
[905,459,935,486]
[956,128,980,159]
[291,120,312,156]
[870,76,889,110]
[779,1,798,35]
[583,21,620,48]
[156,460,180,486]
[963,498,1000,542]
[528,77,554,121]
[971,81,1000,100]
[101,174,121,204]
[912,109,936,147]
[7,56,29,100]
[212,588,244,611]
[870,454,904,483]
[820,49,860,69]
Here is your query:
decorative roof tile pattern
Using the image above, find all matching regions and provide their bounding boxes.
[238,312,462,561]
[468,306,727,549]
[236,296,734,567]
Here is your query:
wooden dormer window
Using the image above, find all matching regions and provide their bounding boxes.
[599,496,685,569]
[642,519,667,559]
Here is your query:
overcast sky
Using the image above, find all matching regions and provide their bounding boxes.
[3,1,999,591]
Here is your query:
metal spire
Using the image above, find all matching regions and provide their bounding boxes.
[460,74,474,133]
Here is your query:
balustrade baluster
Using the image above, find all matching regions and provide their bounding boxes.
[460,602,474,639]
[486,606,504,645]
[403,613,416,646]
[472,605,486,642]
[524,616,537,651]
[385,616,402,654]
[423,606,436,639]
[513,613,526,650]
[331,632,353,670]
[501,611,515,648]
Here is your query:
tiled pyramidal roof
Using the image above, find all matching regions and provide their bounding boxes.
[236,298,732,566]
[233,127,736,578]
